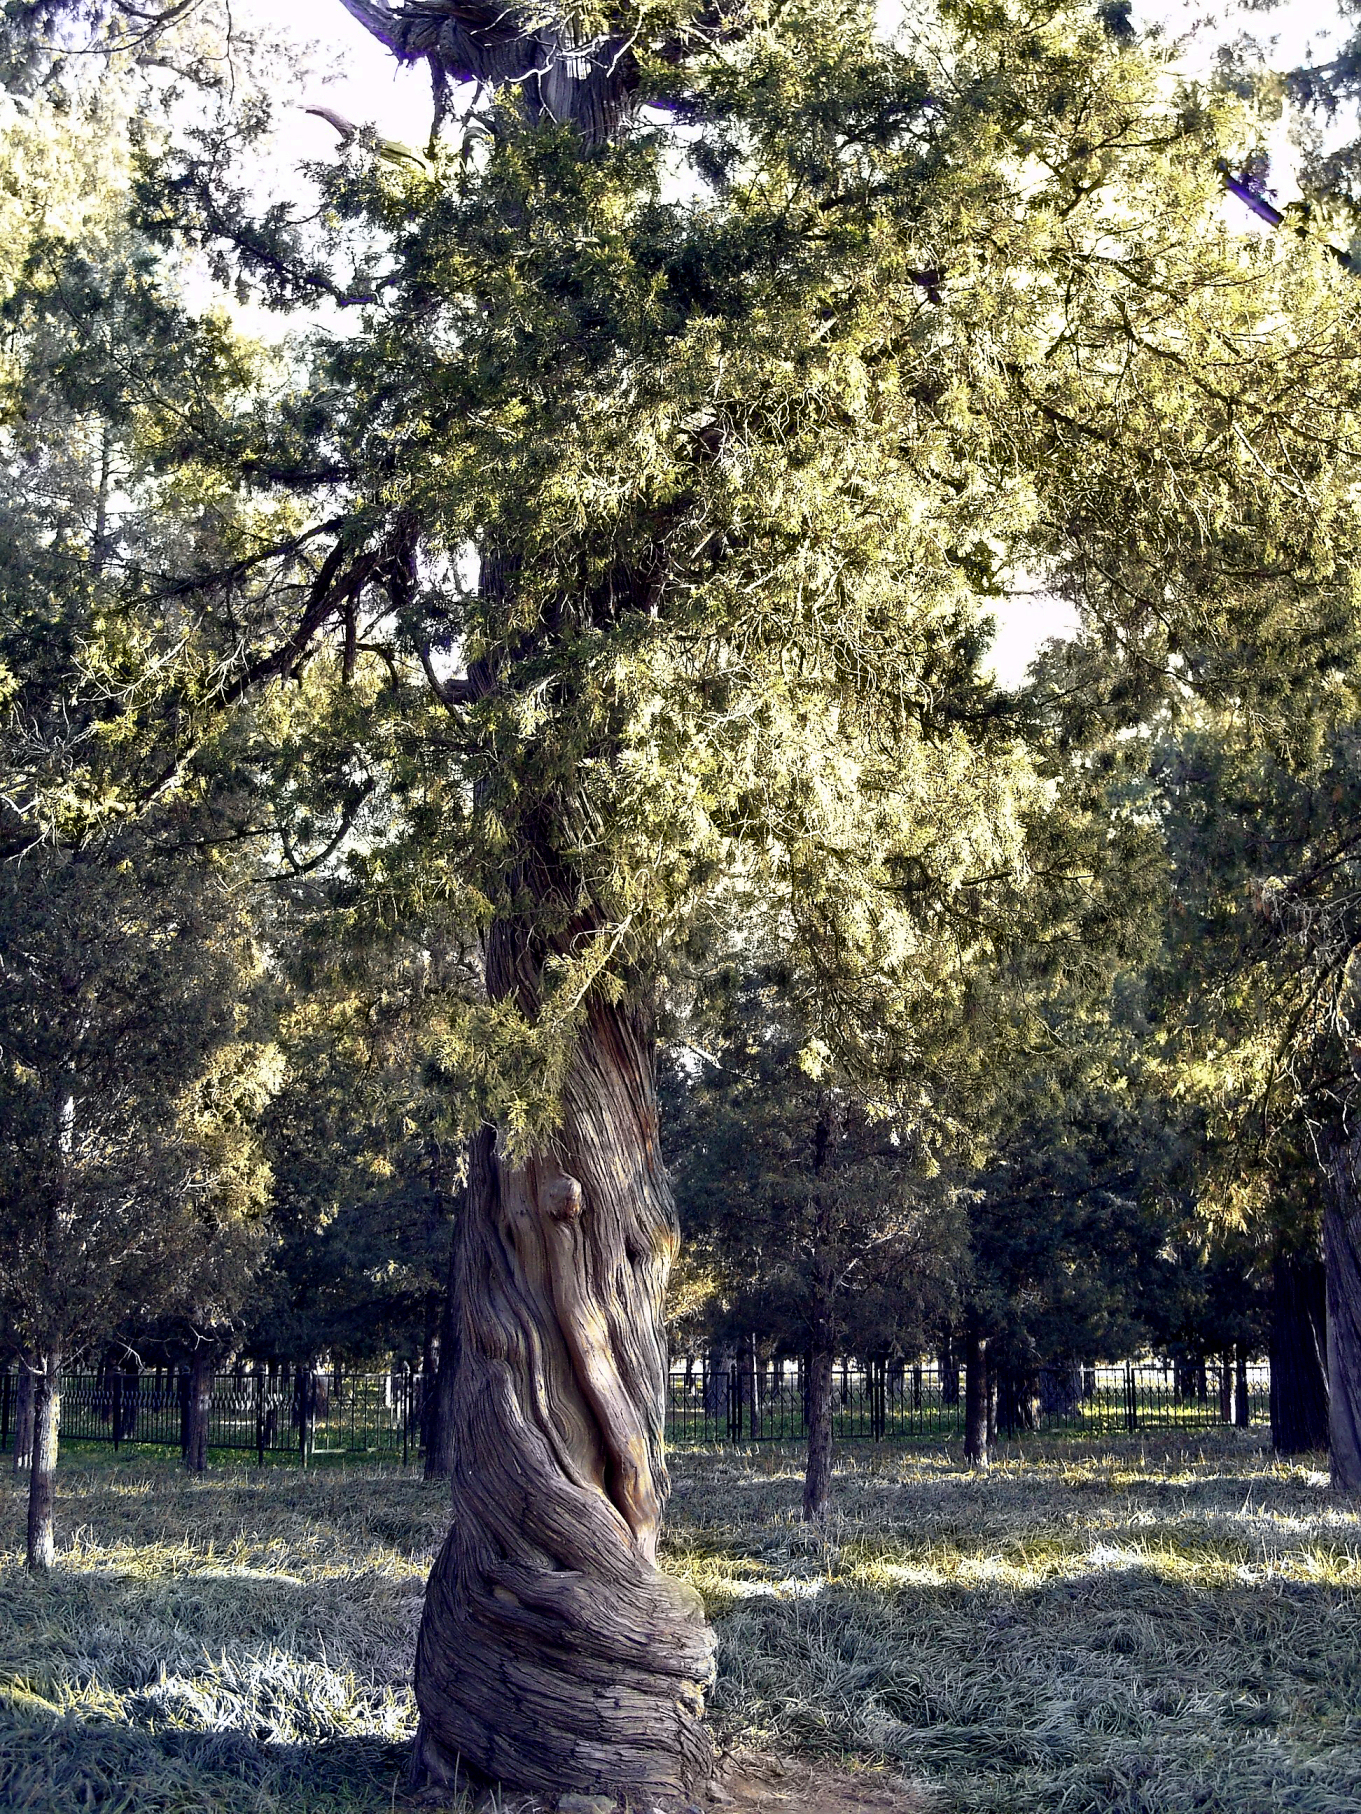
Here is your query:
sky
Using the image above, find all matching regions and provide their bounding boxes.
[229,0,1355,685]
[239,0,1353,179]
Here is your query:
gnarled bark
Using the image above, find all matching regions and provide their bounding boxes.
[411,997,714,1802]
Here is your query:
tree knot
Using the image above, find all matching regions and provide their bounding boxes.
[544,1172,584,1222]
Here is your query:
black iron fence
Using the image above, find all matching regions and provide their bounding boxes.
[0,1355,1270,1467]
[664,1357,1271,1445]
[0,1364,424,1466]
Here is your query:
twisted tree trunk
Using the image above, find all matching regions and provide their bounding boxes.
[334,7,715,1794]
[410,994,714,1801]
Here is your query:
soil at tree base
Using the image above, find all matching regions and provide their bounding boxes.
[443,1750,933,1813]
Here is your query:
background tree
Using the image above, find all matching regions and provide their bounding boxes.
[0,842,277,1566]
[958,1081,1186,1465]
[1146,710,1361,1484]
[665,969,963,1520]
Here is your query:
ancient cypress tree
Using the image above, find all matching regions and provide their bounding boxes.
[11,0,1361,1793]
[259,1,1361,1794]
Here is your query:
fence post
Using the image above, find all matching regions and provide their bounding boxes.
[1125,1359,1137,1433]
[112,1369,121,1454]
[1,1367,10,1453]
[402,1364,410,1467]
[727,1361,740,1444]
[255,1366,265,1468]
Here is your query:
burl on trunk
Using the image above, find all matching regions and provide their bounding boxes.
[411,993,714,1799]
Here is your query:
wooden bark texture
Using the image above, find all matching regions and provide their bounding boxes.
[802,1344,834,1523]
[337,1,638,143]
[26,1347,60,1572]
[964,1325,988,1470]
[1270,1248,1329,1454]
[1323,1136,1361,1489]
[412,997,714,1799]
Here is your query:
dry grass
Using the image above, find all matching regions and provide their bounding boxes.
[0,1433,1358,1811]
[669,1434,1361,1812]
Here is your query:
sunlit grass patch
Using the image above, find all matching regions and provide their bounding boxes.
[0,1459,443,1813]
[1,1434,1358,1812]
[664,1434,1361,1812]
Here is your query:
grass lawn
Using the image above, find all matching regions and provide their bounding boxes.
[0,1433,1357,1811]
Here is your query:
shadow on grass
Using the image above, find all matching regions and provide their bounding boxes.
[0,1488,432,1814]
[695,1556,1361,1812]
[0,1693,415,1814]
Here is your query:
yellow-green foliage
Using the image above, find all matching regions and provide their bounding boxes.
[1,1434,1357,1811]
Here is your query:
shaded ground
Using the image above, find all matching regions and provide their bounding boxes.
[0,1433,1357,1811]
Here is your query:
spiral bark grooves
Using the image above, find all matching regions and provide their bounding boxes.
[411,998,715,1799]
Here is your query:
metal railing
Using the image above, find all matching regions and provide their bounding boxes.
[664,1357,1271,1445]
[0,1365,425,1466]
[0,1355,1270,1467]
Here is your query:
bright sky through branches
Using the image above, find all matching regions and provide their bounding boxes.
[228,0,1352,686]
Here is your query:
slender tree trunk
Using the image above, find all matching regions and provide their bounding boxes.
[738,1332,758,1441]
[26,1345,61,1572]
[424,1224,460,1481]
[185,1350,212,1474]
[1218,1352,1234,1424]
[803,1287,835,1523]
[1320,1130,1361,1490]
[12,1358,34,1476]
[1270,1246,1329,1454]
[964,1319,989,1470]
[1234,1344,1251,1428]
[410,998,714,1801]
[703,1344,731,1422]
[938,1333,960,1406]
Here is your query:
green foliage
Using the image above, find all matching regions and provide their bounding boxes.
[0,842,278,1355]
[9,0,1361,1372]
[665,969,965,1358]
[139,0,1361,1153]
